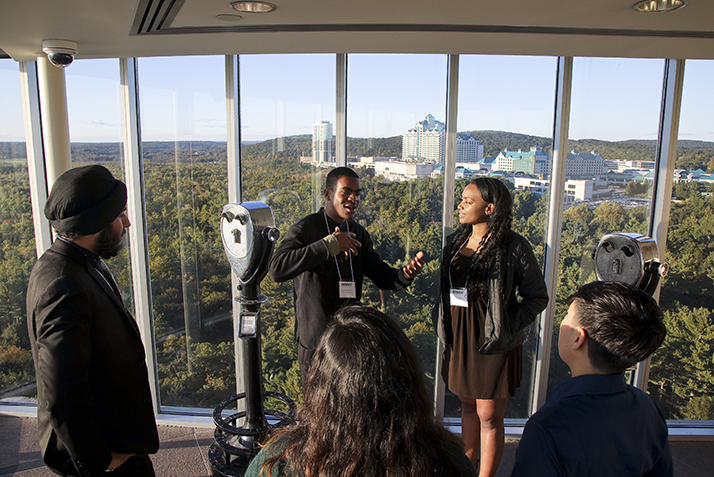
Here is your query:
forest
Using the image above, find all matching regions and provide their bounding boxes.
[0,133,712,422]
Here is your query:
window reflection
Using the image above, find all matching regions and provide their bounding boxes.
[138,56,232,409]
[650,59,714,421]
[240,54,335,212]
[0,59,36,402]
[240,54,336,403]
[456,55,557,419]
[346,53,448,400]
[65,59,135,312]
[2,53,711,428]
[548,57,664,398]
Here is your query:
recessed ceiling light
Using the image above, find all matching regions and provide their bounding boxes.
[216,14,243,22]
[231,1,277,13]
[633,0,687,12]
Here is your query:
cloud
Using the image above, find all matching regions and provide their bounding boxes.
[81,119,115,127]
[197,118,224,128]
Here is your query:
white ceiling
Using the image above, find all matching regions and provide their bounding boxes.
[1,0,713,61]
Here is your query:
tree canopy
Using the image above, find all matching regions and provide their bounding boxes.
[1,133,712,419]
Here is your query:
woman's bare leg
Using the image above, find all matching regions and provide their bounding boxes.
[459,397,480,468]
[475,398,508,477]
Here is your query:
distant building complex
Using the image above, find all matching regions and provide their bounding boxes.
[565,150,608,177]
[312,121,333,163]
[494,147,607,178]
[496,147,550,176]
[456,133,485,163]
[512,176,597,203]
[606,159,656,172]
[402,114,445,163]
[350,156,436,181]
[322,117,711,199]
[402,115,484,164]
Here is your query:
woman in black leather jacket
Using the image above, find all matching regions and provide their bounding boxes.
[437,177,548,477]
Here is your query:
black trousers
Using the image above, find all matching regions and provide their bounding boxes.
[111,455,155,477]
[55,454,155,477]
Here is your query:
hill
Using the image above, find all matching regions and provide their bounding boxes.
[1,132,712,171]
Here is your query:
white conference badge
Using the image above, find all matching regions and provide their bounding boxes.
[450,287,469,307]
[339,281,357,299]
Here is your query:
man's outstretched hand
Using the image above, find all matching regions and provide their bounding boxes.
[403,251,425,280]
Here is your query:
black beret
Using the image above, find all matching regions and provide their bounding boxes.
[44,165,127,236]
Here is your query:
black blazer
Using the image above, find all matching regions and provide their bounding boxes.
[26,240,159,477]
[268,208,410,351]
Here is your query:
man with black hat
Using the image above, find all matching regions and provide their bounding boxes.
[27,165,159,477]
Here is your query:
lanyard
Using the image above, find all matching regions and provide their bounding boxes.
[323,210,355,283]
[449,236,471,291]
[448,236,473,308]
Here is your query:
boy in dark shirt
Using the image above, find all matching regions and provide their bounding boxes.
[511,281,672,477]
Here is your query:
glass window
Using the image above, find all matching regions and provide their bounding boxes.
[0,59,36,402]
[455,55,557,419]
[649,59,714,421]
[347,53,448,398]
[240,54,336,404]
[65,59,135,311]
[549,58,664,395]
[138,56,232,409]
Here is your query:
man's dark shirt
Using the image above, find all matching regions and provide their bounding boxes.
[511,373,673,477]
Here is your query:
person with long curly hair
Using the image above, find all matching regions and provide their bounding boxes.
[246,305,478,477]
[436,177,548,477]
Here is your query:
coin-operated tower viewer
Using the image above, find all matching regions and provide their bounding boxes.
[209,202,296,477]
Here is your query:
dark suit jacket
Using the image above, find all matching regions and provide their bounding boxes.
[26,240,159,477]
[268,208,411,353]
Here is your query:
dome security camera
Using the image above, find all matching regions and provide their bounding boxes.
[42,39,78,68]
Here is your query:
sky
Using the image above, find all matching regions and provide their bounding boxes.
[1,54,713,144]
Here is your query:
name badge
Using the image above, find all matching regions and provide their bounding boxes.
[339,281,357,299]
[450,288,469,308]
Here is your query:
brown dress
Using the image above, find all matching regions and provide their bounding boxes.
[443,253,522,399]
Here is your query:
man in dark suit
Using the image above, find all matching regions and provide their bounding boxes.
[27,165,159,477]
[269,167,424,380]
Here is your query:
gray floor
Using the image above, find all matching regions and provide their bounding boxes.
[1,414,713,476]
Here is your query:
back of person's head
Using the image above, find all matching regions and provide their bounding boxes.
[325,166,359,192]
[304,305,430,426]
[264,306,464,477]
[567,281,666,373]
